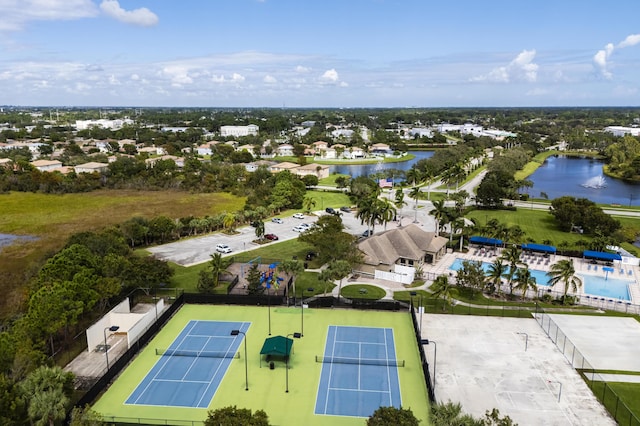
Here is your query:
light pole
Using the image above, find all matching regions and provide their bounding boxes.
[267,285,271,335]
[103,325,119,371]
[421,339,437,390]
[301,287,314,337]
[285,332,301,393]
[230,330,248,391]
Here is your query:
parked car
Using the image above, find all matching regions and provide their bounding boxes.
[215,243,232,253]
[293,225,307,232]
[264,233,279,241]
[361,230,371,237]
[271,218,283,224]
[340,206,352,212]
[292,213,305,219]
[325,207,335,214]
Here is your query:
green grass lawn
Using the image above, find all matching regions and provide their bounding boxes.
[319,173,350,187]
[341,284,387,300]
[304,190,353,211]
[588,380,640,425]
[92,304,430,426]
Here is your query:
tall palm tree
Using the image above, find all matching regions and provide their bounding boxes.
[547,259,582,304]
[209,253,230,288]
[429,199,448,237]
[405,165,423,188]
[377,198,396,230]
[408,186,422,223]
[500,245,525,295]
[486,258,508,295]
[430,275,453,311]
[254,220,265,240]
[514,267,537,300]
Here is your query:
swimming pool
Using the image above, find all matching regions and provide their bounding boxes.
[448,258,552,286]
[580,275,631,301]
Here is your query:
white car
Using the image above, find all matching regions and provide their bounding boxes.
[292,213,305,219]
[293,225,307,232]
[271,218,283,224]
[215,243,232,253]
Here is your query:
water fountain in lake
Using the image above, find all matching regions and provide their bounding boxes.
[581,176,607,189]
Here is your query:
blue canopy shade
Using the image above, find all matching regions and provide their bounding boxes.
[469,236,503,246]
[521,243,556,254]
[583,250,622,261]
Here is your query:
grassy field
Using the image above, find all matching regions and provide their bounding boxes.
[588,380,640,425]
[92,304,430,425]
[0,190,245,318]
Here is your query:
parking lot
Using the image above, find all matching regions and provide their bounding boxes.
[147,210,372,267]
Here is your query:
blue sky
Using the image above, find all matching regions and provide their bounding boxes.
[1,0,640,107]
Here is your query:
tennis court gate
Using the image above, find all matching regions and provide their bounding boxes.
[411,307,436,403]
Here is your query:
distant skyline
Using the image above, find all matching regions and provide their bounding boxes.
[2,0,640,108]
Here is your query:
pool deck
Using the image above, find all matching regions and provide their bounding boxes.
[422,250,640,304]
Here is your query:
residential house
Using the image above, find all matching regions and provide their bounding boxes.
[31,159,63,171]
[276,144,294,157]
[236,144,256,156]
[295,163,330,179]
[220,125,259,137]
[145,155,184,168]
[74,162,109,174]
[370,143,392,156]
[269,162,300,173]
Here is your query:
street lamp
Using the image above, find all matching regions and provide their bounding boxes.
[421,339,437,390]
[103,325,120,371]
[230,330,248,391]
[285,332,302,393]
[301,287,314,337]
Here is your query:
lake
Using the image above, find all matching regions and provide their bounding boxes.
[527,155,640,206]
[328,150,434,178]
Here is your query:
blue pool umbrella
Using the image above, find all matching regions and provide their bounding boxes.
[602,266,614,280]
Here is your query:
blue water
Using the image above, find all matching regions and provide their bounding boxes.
[580,275,631,301]
[449,258,551,286]
[528,155,640,206]
[328,150,434,178]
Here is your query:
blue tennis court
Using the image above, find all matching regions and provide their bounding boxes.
[314,326,402,417]
[125,320,249,408]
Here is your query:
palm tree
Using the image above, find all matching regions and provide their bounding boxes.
[356,196,375,234]
[514,267,537,300]
[223,212,236,233]
[377,198,396,230]
[547,259,582,304]
[209,253,230,288]
[486,258,508,295]
[430,275,453,311]
[408,186,422,223]
[254,220,265,240]
[429,199,448,237]
[303,196,317,213]
[500,245,525,295]
[405,165,423,187]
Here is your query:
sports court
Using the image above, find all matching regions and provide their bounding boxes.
[93,305,429,426]
[422,314,615,426]
[315,326,402,417]
[125,320,249,408]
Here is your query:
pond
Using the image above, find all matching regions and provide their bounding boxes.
[0,233,38,251]
[527,155,640,206]
[328,150,434,178]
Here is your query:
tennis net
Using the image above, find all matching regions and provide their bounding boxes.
[315,355,404,367]
[155,348,240,359]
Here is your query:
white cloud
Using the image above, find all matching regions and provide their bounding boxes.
[130,73,140,80]
[212,75,225,83]
[108,74,120,85]
[231,73,245,82]
[320,68,339,83]
[99,0,158,27]
[263,75,277,84]
[470,50,538,83]
[0,0,98,31]
[594,34,640,79]
[618,34,640,48]
[295,65,311,73]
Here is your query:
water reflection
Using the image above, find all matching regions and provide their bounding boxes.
[328,150,434,178]
[527,156,640,205]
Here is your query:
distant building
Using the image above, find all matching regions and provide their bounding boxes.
[31,159,62,172]
[74,162,109,174]
[220,125,259,137]
[605,126,640,137]
[75,119,133,130]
